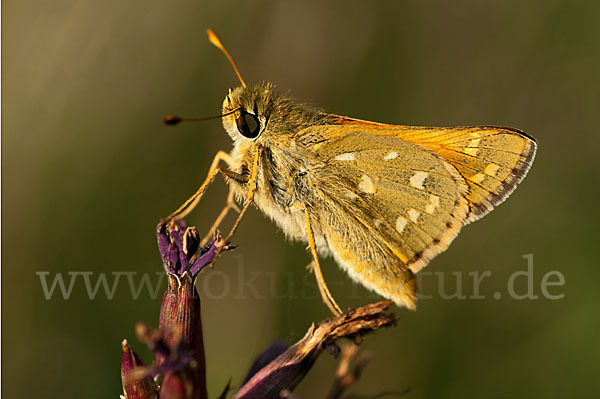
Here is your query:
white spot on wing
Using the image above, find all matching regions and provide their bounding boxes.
[425,195,440,214]
[384,151,399,160]
[409,171,428,190]
[470,173,485,183]
[408,209,421,223]
[335,152,356,161]
[374,219,383,229]
[464,138,481,156]
[358,175,376,193]
[395,216,408,233]
[484,163,500,176]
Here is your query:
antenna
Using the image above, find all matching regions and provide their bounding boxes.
[207,29,247,88]
[164,107,242,126]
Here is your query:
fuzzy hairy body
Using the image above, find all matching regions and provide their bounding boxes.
[219,83,536,309]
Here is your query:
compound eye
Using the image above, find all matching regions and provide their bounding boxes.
[236,111,260,138]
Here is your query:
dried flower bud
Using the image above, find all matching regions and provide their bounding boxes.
[153,219,230,399]
[156,219,230,275]
[120,339,159,399]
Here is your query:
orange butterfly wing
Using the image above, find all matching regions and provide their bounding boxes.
[332,115,537,226]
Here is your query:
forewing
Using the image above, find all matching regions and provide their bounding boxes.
[332,117,537,222]
[297,120,536,274]
[296,125,470,278]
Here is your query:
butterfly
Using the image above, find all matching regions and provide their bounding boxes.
[167,30,537,315]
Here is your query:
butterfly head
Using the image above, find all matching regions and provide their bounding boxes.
[222,82,327,147]
[221,82,276,143]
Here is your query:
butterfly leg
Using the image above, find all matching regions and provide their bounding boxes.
[216,147,262,256]
[199,187,241,247]
[167,151,237,220]
[302,206,343,317]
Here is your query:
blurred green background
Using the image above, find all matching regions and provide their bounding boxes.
[3,0,599,397]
